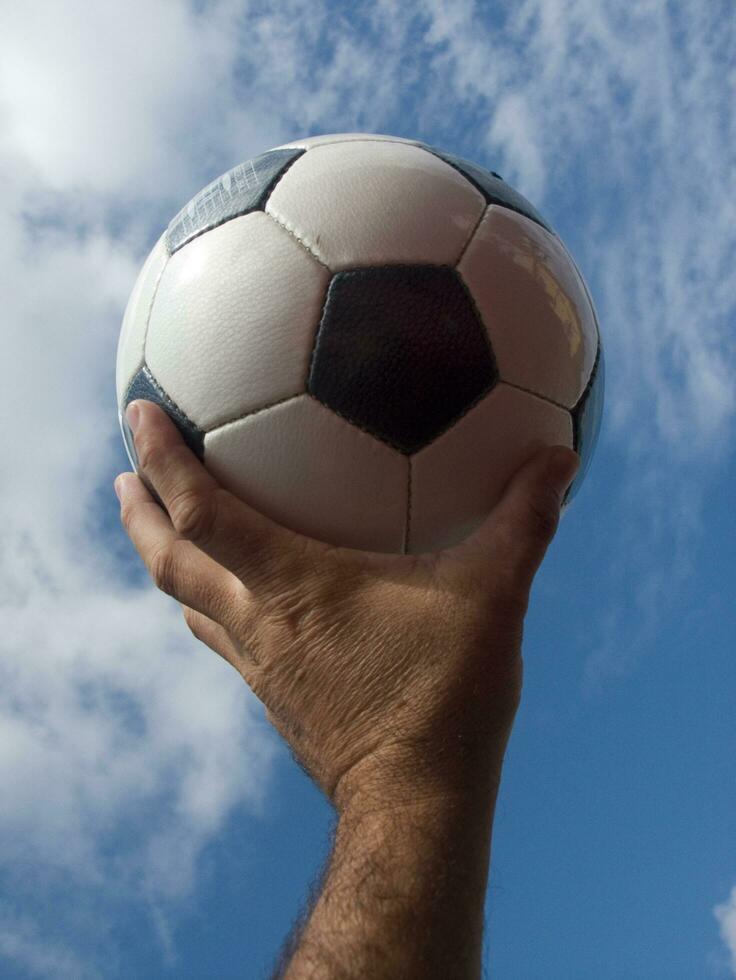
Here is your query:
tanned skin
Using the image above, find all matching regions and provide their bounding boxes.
[116,399,579,979]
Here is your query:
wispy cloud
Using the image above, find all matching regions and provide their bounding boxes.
[0,904,102,980]
[1,0,732,975]
[715,887,736,977]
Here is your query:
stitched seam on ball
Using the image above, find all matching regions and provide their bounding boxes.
[140,364,193,423]
[213,391,304,431]
[305,274,332,395]
[502,380,571,414]
[123,245,171,407]
[454,202,489,269]
[142,249,170,367]
[264,207,332,272]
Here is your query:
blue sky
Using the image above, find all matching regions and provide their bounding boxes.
[1,1,734,977]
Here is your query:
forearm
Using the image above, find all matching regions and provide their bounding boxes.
[276,778,501,980]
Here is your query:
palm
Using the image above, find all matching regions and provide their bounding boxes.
[118,399,575,804]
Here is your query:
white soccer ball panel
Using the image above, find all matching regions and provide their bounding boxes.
[408,383,573,554]
[265,140,486,272]
[145,212,330,431]
[204,394,409,553]
[115,233,169,407]
[458,206,598,409]
[273,133,421,151]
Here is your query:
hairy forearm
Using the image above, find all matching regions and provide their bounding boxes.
[274,778,501,980]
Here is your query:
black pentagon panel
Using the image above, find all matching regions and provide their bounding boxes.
[122,365,205,494]
[419,143,554,235]
[166,148,306,254]
[566,343,605,505]
[308,265,499,455]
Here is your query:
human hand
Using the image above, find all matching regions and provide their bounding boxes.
[115,399,579,812]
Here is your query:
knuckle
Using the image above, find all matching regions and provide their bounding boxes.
[149,543,178,596]
[183,606,206,640]
[169,488,217,544]
[136,435,167,475]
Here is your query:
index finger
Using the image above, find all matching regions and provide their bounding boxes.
[122,398,315,593]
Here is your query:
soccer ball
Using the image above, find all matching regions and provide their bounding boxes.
[116,133,604,555]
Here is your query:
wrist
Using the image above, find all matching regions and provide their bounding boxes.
[333,730,509,819]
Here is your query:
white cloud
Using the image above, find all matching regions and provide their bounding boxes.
[0,0,733,974]
[487,92,545,197]
[0,0,241,199]
[0,905,102,980]
[407,0,734,696]
[714,886,736,977]
[0,2,283,975]
[1,586,276,880]
[403,0,736,460]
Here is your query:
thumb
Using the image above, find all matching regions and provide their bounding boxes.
[455,445,580,599]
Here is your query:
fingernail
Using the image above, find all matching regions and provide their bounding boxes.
[114,475,124,501]
[126,402,141,434]
[548,447,580,494]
